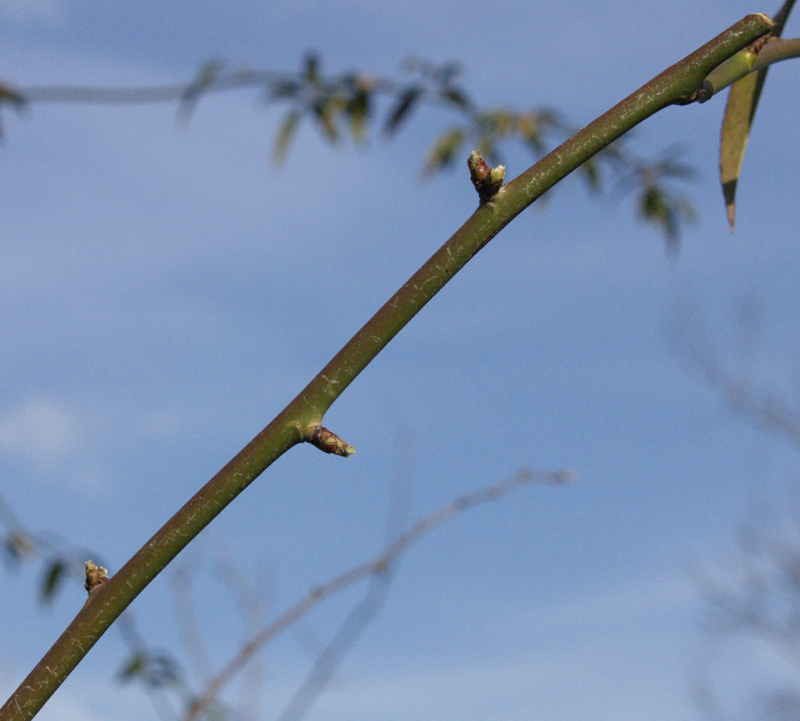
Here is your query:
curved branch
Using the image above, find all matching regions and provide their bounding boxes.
[0,13,774,721]
[701,36,800,100]
[753,36,800,69]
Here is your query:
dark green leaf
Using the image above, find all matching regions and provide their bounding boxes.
[118,653,146,682]
[519,114,545,154]
[303,53,320,83]
[178,59,224,121]
[2,531,33,567]
[579,159,602,193]
[39,559,66,604]
[384,87,421,136]
[346,89,371,142]
[118,652,180,688]
[440,87,470,110]
[312,99,341,143]
[0,82,26,108]
[144,654,180,688]
[657,160,697,181]
[637,186,696,248]
[196,59,223,87]
[269,80,301,100]
[435,61,462,85]
[475,110,514,143]
[181,59,222,101]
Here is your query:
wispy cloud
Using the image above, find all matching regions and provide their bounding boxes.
[0,395,110,494]
[248,570,703,721]
[0,395,80,462]
[516,569,700,637]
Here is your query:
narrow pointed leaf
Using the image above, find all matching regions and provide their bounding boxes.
[578,158,602,193]
[720,67,765,231]
[422,128,464,176]
[720,0,795,231]
[3,532,33,565]
[117,653,146,682]
[440,87,471,110]
[384,87,421,136]
[272,109,302,164]
[303,53,320,83]
[314,99,341,142]
[177,59,223,122]
[347,89,370,142]
[39,559,66,604]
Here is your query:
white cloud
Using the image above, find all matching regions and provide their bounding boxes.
[517,569,700,637]
[244,570,703,721]
[302,622,697,721]
[0,395,80,462]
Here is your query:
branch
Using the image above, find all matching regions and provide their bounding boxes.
[0,13,775,721]
[183,468,573,721]
[699,36,800,100]
[2,54,707,240]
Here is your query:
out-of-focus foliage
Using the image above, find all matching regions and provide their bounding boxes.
[670,297,800,720]
[39,558,67,605]
[258,55,701,244]
[118,651,181,689]
[616,146,698,251]
[0,81,26,138]
[4,52,704,245]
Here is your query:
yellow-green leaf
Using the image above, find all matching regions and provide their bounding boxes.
[272,109,302,164]
[720,0,795,231]
[314,98,343,142]
[720,70,763,232]
[422,128,464,176]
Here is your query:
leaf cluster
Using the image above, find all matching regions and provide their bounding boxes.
[2,52,705,243]
[261,55,699,241]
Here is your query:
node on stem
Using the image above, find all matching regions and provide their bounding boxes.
[84,561,108,595]
[308,426,355,457]
[468,150,505,205]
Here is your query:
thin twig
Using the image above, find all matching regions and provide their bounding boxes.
[183,468,573,721]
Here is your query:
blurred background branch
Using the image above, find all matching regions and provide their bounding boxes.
[0,52,699,243]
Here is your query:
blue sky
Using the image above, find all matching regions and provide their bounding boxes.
[1,1,799,720]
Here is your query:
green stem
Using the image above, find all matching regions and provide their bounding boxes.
[753,36,800,69]
[701,36,800,100]
[0,13,773,721]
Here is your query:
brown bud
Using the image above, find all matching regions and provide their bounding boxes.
[84,560,109,595]
[309,426,356,457]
